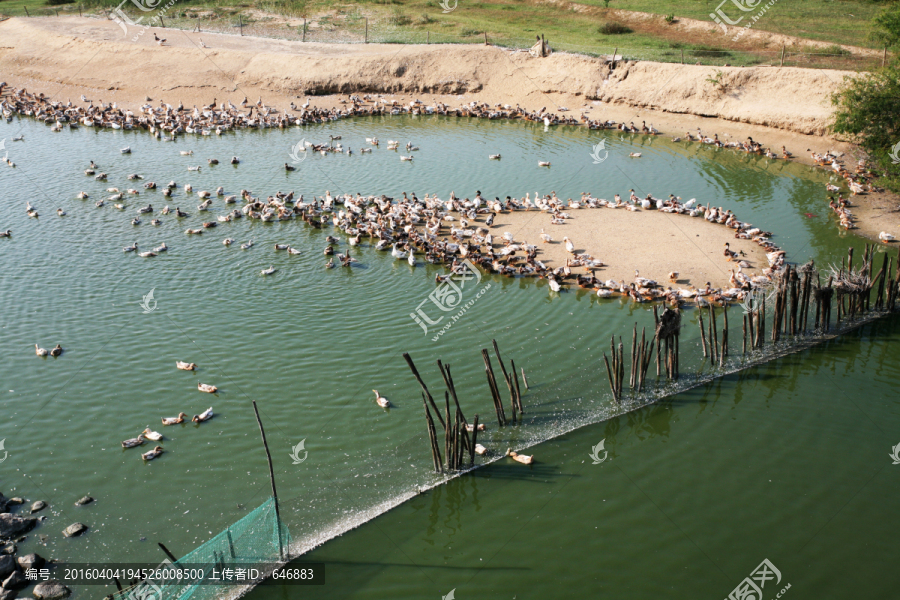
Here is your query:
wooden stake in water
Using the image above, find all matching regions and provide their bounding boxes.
[252,400,283,561]
[404,353,445,429]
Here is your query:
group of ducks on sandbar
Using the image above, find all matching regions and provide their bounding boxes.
[120,360,214,461]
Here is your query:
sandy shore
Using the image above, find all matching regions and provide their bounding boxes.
[1,15,897,258]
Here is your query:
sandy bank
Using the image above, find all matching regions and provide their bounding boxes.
[1,16,897,247]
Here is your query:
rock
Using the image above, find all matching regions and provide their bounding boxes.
[61,523,86,538]
[2,570,27,591]
[0,515,36,539]
[17,554,44,572]
[32,581,70,600]
[28,503,45,515]
[73,497,93,507]
[0,544,14,556]
[6,500,24,507]
[0,495,8,514]
[0,555,15,580]
[0,588,18,600]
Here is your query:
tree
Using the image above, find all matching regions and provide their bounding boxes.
[831,62,900,191]
[870,3,900,49]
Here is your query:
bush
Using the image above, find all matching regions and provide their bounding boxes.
[832,61,900,192]
[46,0,76,5]
[664,13,676,24]
[388,10,412,26]
[598,22,632,35]
[690,45,730,57]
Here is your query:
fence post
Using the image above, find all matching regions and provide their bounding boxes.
[681,48,684,64]
[79,3,81,17]
[883,47,887,68]
[427,31,429,44]
[159,14,164,27]
[365,17,368,43]
[55,9,58,16]
[239,14,243,36]
[484,31,488,45]
[612,46,618,69]
[303,17,306,42]
[24,6,29,16]
[252,401,283,561]
[780,44,785,67]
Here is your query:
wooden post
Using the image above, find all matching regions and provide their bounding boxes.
[612,46,618,69]
[520,367,529,389]
[427,31,430,44]
[239,14,243,36]
[681,48,684,64]
[159,14,164,28]
[79,4,82,17]
[698,310,707,357]
[883,47,887,68]
[603,353,617,402]
[484,31,488,45]
[24,6,29,16]
[158,542,178,563]
[469,414,479,465]
[423,394,442,473]
[511,359,524,413]
[404,353,445,429]
[252,401,283,561]
[365,18,368,43]
[780,44,785,67]
[55,9,59,17]
[303,18,306,42]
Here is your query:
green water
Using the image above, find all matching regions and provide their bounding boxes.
[0,114,894,598]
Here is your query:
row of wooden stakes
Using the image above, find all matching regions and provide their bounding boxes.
[403,339,528,473]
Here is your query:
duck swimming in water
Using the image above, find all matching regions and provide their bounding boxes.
[35,344,48,357]
[373,390,390,408]
[122,435,145,448]
[192,407,214,422]
[141,446,164,461]
[50,344,63,357]
[197,383,218,393]
[142,428,163,441]
[162,412,188,425]
[176,361,196,371]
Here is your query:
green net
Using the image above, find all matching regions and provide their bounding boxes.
[114,497,291,600]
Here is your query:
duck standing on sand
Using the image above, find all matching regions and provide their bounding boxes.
[192,407,214,423]
[162,412,188,425]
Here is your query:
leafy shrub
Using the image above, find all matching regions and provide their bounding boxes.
[598,22,632,35]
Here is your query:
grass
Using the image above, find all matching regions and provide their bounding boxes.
[0,0,887,70]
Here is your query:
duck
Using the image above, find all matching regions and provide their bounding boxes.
[56,208,66,216]
[489,154,501,160]
[629,153,642,158]
[668,272,679,282]
[391,243,408,259]
[193,407,214,423]
[400,155,414,161]
[122,435,145,448]
[123,242,138,252]
[223,238,235,246]
[879,231,895,243]
[197,383,218,393]
[176,361,196,371]
[288,246,302,255]
[141,428,163,441]
[260,266,276,275]
[49,344,63,357]
[539,229,552,243]
[373,390,390,408]
[35,344,49,357]
[563,237,575,253]
[121,147,131,154]
[240,239,254,250]
[0,230,10,238]
[284,163,295,171]
[162,412,188,425]
[325,258,335,269]
[141,446,164,461]
[230,156,240,164]
[505,448,534,465]
[538,161,551,167]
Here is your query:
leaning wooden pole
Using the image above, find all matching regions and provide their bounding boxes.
[404,353,445,429]
[252,400,284,561]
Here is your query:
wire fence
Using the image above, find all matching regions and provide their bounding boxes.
[2,6,887,72]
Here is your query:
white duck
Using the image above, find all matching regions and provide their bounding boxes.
[197,383,218,393]
[192,407,214,422]
[141,428,163,441]
[176,361,196,371]
[373,390,390,408]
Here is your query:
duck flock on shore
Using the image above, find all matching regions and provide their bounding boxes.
[11,84,870,305]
